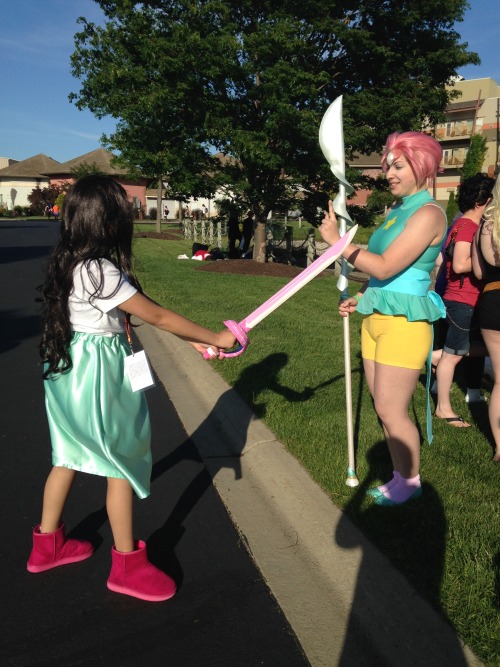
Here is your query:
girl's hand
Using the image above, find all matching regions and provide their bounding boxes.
[191,342,220,356]
[216,329,237,351]
[191,329,237,357]
[339,296,358,318]
[319,200,341,246]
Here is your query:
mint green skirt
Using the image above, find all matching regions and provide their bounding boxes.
[44,332,152,499]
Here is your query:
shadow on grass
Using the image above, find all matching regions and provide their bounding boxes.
[336,440,469,666]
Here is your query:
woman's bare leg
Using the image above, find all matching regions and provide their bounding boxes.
[435,351,470,426]
[481,329,500,461]
[372,362,422,478]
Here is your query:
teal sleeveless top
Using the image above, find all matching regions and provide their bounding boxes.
[356,189,446,322]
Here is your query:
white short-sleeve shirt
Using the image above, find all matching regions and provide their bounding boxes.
[69,259,137,335]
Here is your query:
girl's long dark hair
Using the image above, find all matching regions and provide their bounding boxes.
[39,175,142,378]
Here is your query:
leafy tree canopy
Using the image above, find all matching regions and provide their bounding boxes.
[70,161,107,179]
[460,133,489,183]
[28,184,64,214]
[70,0,478,234]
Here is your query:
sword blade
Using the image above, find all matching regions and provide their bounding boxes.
[242,225,357,331]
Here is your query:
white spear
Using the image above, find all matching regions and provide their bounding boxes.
[319,95,359,487]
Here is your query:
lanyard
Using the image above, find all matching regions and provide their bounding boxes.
[124,315,135,355]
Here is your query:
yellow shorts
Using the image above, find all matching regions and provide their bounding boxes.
[361,314,431,370]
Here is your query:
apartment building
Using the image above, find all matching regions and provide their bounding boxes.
[349,76,500,208]
[434,76,500,205]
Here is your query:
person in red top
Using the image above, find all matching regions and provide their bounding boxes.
[434,173,494,426]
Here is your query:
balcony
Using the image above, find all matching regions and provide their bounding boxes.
[440,148,469,169]
[442,158,464,167]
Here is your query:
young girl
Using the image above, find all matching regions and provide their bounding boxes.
[320,132,447,506]
[28,175,236,601]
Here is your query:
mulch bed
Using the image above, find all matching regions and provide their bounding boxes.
[196,259,304,278]
[134,231,181,241]
[135,230,367,281]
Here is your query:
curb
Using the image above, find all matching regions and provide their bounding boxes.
[137,322,484,667]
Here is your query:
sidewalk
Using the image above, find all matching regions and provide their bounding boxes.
[136,322,484,667]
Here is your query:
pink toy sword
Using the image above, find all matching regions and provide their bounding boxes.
[204,224,357,360]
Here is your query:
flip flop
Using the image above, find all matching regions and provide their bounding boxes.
[436,415,471,428]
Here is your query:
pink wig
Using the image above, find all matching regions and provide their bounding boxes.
[381,132,443,187]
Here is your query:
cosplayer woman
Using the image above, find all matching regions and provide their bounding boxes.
[472,172,500,461]
[320,131,446,506]
[28,175,235,601]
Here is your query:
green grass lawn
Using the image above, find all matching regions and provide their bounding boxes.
[134,236,500,667]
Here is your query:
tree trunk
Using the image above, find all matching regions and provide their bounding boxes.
[253,220,267,263]
[156,179,162,233]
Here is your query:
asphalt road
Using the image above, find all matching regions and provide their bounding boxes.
[0,219,309,667]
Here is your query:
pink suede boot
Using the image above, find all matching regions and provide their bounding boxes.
[107,540,176,602]
[27,524,93,573]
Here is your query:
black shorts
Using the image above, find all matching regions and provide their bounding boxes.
[478,290,500,332]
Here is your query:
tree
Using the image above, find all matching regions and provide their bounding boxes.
[54,192,66,215]
[460,134,489,182]
[445,134,489,222]
[366,177,396,218]
[28,184,64,215]
[446,190,460,223]
[71,162,107,179]
[70,0,478,260]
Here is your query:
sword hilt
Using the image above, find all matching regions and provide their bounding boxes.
[203,320,250,360]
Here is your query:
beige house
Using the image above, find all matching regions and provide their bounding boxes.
[0,154,61,209]
[41,148,150,213]
[0,148,150,213]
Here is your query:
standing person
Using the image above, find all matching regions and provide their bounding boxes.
[27,175,236,600]
[52,203,60,220]
[433,173,494,426]
[432,218,488,405]
[227,210,242,258]
[44,204,52,219]
[472,172,500,462]
[320,131,446,506]
[240,211,255,257]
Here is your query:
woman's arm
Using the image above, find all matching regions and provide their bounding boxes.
[451,241,473,275]
[118,292,236,351]
[471,228,485,280]
[320,200,445,281]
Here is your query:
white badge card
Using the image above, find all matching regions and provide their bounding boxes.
[124,350,155,392]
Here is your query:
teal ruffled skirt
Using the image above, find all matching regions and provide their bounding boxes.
[44,332,152,499]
